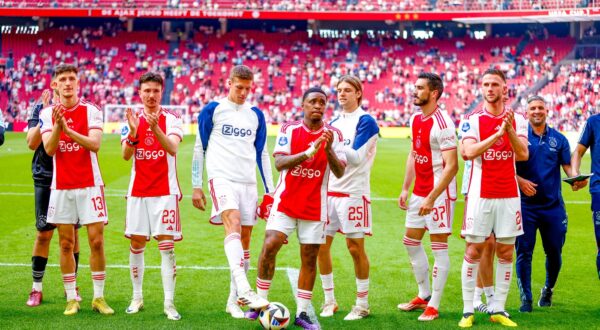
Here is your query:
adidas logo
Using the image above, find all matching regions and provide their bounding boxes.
[67,118,74,124]
[166,225,173,231]
[98,212,105,217]
[439,222,446,228]
[355,223,362,228]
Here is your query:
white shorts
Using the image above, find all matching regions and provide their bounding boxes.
[462,196,523,239]
[325,195,372,238]
[125,195,182,241]
[208,178,258,226]
[405,195,454,235]
[47,186,108,226]
[266,211,326,244]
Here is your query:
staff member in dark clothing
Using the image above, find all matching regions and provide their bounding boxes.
[515,95,576,312]
[25,89,80,307]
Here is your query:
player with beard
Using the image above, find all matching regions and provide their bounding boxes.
[398,73,458,321]
[458,69,528,327]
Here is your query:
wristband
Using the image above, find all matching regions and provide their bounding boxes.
[304,145,317,157]
[126,138,139,147]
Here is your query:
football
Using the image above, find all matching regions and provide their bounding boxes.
[258,302,291,330]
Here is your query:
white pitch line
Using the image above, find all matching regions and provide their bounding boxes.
[286,267,320,328]
[0,191,590,204]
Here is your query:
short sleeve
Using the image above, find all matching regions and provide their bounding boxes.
[89,105,104,130]
[39,106,53,135]
[460,116,478,142]
[558,133,571,166]
[166,113,184,141]
[120,123,130,143]
[273,127,292,156]
[516,113,528,138]
[439,117,457,151]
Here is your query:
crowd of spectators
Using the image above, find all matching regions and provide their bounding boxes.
[0,0,592,11]
[0,22,589,132]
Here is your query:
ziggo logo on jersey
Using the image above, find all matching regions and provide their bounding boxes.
[412,151,429,164]
[136,149,165,160]
[483,150,514,161]
[59,141,81,152]
[291,165,322,179]
[222,124,252,137]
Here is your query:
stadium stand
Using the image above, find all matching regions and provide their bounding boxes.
[0,0,593,11]
[0,20,581,130]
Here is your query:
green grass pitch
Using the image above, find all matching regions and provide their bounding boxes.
[0,132,598,329]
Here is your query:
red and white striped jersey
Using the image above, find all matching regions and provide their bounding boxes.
[120,109,183,198]
[409,108,457,200]
[39,100,104,189]
[272,121,347,222]
[460,108,528,199]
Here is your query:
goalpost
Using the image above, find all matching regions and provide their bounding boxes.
[103,104,193,135]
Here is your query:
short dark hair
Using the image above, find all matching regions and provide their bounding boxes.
[417,72,444,100]
[483,68,506,82]
[52,64,78,78]
[526,95,546,104]
[139,71,164,87]
[337,75,363,104]
[302,87,327,102]
[230,65,254,81]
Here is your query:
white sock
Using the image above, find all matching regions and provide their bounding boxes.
[256,278,271,300]
[320,273,335,303]
[227,249,250,303]
[492,259,512,313]
[429,242,449,310]
[224,233,251,295]
[483,286,495,305]
[32,282,42,291]
[91,271,106,299]
[63,273,77,301]
[473,287,484,307]
[296,289,312,316]
[356,278,369,308]
[129,245,145,300]
[461,256,480,314]
[228,274,237,304]
[159,240,176,303]
[403,236,431,299]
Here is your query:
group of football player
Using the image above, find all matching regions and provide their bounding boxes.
[23,63,598,329]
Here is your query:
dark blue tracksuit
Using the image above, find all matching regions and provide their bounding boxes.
[578,114,600,279]
[515,124,570,302]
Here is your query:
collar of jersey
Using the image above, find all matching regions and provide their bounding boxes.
[302,122,325,134]
[341,106,363,118]
[60,99,81,112]
[222,97,244,110]
[482,107,507,118]
[529,123,548,138]
[421,106,441,120]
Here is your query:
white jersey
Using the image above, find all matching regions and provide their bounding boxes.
[327,108,379,197]
[192,98,274,193]
[409,108,457,200]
